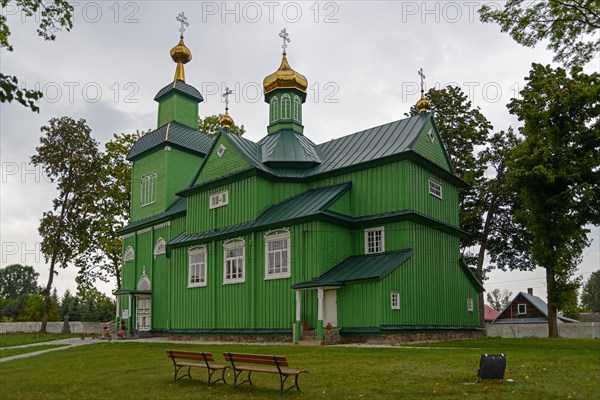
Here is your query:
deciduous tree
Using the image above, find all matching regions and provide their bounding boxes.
[198,114,246,138]
[581,270,600,312]
[31,117,102,332]
[486,288,513,311]
[507,64,600,337]
[0,0,73,111]
[0,264,40,299]
[479,0,600,68]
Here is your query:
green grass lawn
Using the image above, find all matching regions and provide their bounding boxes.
[0,338,598,399]
[0,344,68,358]
[0,333,75,347]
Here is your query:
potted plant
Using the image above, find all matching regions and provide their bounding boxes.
[78,332,85,340]
[326,322,333,331]
[302,321,309,331]
[117,332,124,340]
[89,332,96,339]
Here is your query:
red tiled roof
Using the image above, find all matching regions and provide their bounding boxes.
[484,305,500,322]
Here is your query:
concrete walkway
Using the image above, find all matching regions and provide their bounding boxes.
[0,338,100,363]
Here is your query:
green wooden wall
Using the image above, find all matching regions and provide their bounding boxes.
[157,93,199,129]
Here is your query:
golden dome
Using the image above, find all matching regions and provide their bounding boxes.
[416,90,431,113]
[220,108,234,129]
[263,54,308,94]
[170,37,192,82]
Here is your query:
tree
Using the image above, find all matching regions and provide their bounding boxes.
[77,131,144,291]
[0,264,39,299]
[0,0,73,111]
[479,0,600,68]
[486,289,513,311]
[507,64,600,337]
[31,117,102,332]
[581,270,600,312]
[198,114,246,138]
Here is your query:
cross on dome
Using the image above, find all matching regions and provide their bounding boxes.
[279,28,290,54]
[418,68,426,92]
[223,87,233,108]
[177,12,189,37]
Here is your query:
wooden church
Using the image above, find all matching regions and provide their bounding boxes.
[115,23,483,343]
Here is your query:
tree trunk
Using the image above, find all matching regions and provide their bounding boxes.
[40,253,57,333]
[114,258,121,290]
[546,266,559,338]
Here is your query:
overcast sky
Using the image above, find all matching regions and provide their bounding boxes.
[1,1,598,301]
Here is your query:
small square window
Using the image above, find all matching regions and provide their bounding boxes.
[428,179,443,199]
[467,298,474,312]
[518,304,527,315]
[391,292,400,310]
[364,227,384,254]
[216,144,226,157]
[209,190,229,209]
[427,128,435,143]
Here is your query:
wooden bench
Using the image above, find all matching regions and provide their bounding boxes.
[223,352,308,394]
[166,350,228,385]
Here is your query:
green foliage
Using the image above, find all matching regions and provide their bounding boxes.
[486,288,513,311]
[77,131,144,291]
[581,270,600,312]
[198,114,246,138]
[0,264,40,299]
[0,0,73,111]
[0,333,74,347]
[30,117,102,332]
[60,289,115,322]
[507,64,600,335]
[479,0,600,68]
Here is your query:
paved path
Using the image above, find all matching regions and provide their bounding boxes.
[0,338,99,363]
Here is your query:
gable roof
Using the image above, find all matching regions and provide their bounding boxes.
[493,292,579,324]
[291,250,414,289]
[484,305,500,322]
[183,112,466,192]
[127,121,213,161]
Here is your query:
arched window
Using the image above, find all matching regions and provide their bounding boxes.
[293,96,301,122]
[264,229,291,279]
[137,269,151,291]
[123,246,135,262]
[281,94,291,119]
[153,237,166,256]
[270,97,278,123]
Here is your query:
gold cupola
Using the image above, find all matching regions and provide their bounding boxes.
[416,90,431,112]
[263,54,308,95]
[170,36,192,82]
[220,108,234,129]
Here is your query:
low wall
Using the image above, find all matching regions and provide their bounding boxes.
[486,322,600,339]
[0,321,111,335]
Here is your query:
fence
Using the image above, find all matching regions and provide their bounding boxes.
[0,321,111,335]
[486,322,600,339]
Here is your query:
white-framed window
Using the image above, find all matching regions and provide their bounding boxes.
[209,190,229,209]
[391,292,400,310]
[428,179,443,199]
[188,246,207,287]
[365,227,384,254]
[216,144,226,157]
[518,303,527,315]
[281,94,291,119]
[153,237,166,256]
[427,128,435,143]
[467,297,474,312]
[223,239,245,284]
[270,96,278,123]
[123,246,135,262]
[265,230,291,279]
[293,95,301,122]
[140,172,157,206]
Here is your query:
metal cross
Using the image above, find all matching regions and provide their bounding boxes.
[279,28,290,54]
[223,87,233,107]
[418,68,426,91]
[177,12,189,36]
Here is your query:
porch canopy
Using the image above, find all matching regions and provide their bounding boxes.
[113,289,151,296]
[291,249,414,289]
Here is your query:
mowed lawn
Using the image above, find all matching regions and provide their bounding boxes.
[0,338,598,399]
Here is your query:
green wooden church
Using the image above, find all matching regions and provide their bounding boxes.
[115,27,483,343]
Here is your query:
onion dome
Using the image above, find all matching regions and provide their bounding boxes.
[170,37,192,82]
[416,90,431,113]
[220,108,234,129]
[263,54,308,95]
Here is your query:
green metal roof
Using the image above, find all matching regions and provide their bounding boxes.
[127,122,213,160]
[259,130,322,167]
[118,197,187,235]
[169,183,351,246]
[291,249,414,289]
[154,80,204,103]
